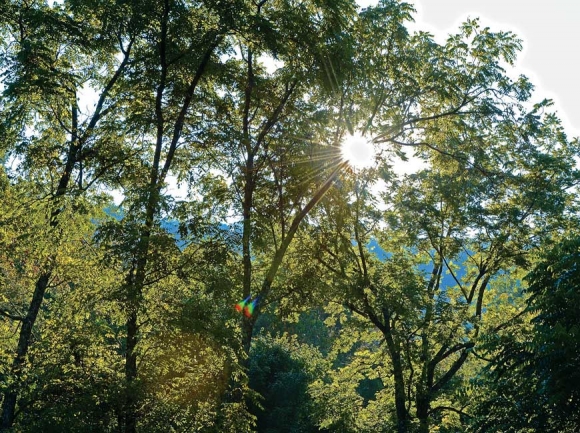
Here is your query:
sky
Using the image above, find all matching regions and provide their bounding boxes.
[359,0,580,138]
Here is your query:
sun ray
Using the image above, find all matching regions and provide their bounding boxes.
[292,157,344,187]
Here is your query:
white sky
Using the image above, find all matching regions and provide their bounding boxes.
[359,0,580,138]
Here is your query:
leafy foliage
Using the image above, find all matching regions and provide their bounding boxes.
[470,237,580,433]
[1,1,580,432]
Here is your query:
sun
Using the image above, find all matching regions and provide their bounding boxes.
[340,132,376,170]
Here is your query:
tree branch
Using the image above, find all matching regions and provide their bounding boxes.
[442,255,468,299]
[257,161,347,305]
[160,35,223,184]
[431,347,472,394]
[253,80,298,155]
[429,405,472,418]
[0,309,25,321]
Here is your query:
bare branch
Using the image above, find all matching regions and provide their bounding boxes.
[442,255,468,299]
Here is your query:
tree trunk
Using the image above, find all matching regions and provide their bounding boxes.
[122,199,155,433]
[223,145,256,407]
[381,308,409,433]
[0,33,131,428]
[0,272,51,430]
[393,359,409,433]
[124,308,139,433]
[391,353,409,432]
[416,392,431,433]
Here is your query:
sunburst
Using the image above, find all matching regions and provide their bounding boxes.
[340,132,376,170]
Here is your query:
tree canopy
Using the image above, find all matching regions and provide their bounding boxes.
[1,0,579,432]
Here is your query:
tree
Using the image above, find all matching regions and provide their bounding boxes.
[90,0,250,429]
[189,0,364,419]
[470,237,580,433]
[308,17,580,433]
[249,334,327,433]
[0,178,122,432]
[0,0,135,427]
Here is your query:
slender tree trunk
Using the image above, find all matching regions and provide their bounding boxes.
[242,153,255,304]
[240,186,254,366]
[219,146,255,421]
[227,149,255,403]
[224,40,257,403]
[121,236,151,433]
[119,3,167,428]
[117,13,219,427]
[412,262,442,433]
[240,154,255,369]
[381,307,409,433]
[124,307,140,433]
[122,186,157,433]
[0,273,51,430]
